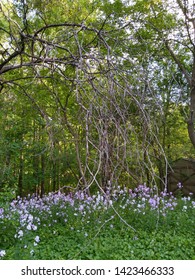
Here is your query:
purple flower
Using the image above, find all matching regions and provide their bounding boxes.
[166,203,172,208]
[149,198,157,208]
[79,205,84,212]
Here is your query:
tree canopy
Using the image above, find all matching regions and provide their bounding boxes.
[0,0,195,196]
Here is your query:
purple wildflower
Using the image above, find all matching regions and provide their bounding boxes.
[149,198,157,208]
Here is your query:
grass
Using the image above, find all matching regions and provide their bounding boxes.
[0,185,195,260]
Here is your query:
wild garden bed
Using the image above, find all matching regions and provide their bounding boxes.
[0,185,195,260]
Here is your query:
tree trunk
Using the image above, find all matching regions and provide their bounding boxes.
[40,153,45,197]
[187,54,195,148]
[18,152,23,197]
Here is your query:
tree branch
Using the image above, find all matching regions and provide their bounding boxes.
[0,33,25,70]
[165,40,191,85]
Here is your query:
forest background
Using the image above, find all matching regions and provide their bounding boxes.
[1,0,195,197]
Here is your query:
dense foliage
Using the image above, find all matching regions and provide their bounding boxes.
[0,0,195,195]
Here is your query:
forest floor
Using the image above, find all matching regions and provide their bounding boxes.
[0,185,195,260]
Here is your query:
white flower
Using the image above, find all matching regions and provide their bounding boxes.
[28,214,33,222]
[32,225,37,231]
[178,182,182,189]
[109,200,113,206]
[18,230,23,238]
[27,224,31,230]
[133,236,138,240]
[0,250,6,258]
[30,250,34,255]
[35,236,40,243]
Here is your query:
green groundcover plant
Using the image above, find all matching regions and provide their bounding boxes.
[0,184,195,260]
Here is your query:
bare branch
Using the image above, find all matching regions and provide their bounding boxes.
[165,40,192,85]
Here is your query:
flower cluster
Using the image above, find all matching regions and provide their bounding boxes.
[0,184,194,259]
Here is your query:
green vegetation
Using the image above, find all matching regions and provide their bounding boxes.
[0,0,195,194]
[0,0,195,260]
[0,186,195,260]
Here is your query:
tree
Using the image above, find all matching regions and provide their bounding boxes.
[1,0,194,195]
[125,0,195,148]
